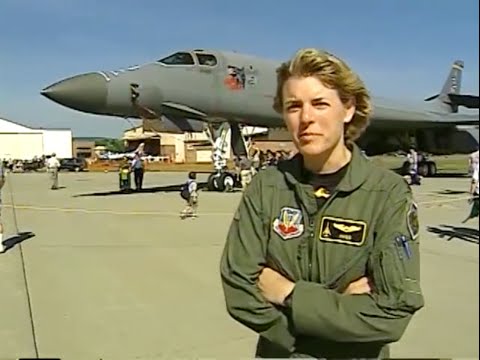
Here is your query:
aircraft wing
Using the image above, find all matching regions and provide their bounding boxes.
[143,116,205,133]
[425,94,480,109]
[161,102,207,119]
[443,112,479,124]
[448,94,480,109]
[369,99,479,128]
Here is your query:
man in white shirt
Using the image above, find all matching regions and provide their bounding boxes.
[46,153,61,190]
[407,146,421,185]
[463,152,479,223]
[0,160,5,253]
[468,150,479,176]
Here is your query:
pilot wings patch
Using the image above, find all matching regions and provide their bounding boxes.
[272,207,305,240]
[319,216,367,246]
[332,223,363,233]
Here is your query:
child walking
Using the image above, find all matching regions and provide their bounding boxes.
[180,172,198,219]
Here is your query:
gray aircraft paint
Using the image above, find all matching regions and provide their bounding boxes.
[41,48,479,134]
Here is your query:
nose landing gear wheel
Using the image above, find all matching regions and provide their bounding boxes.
[207,172,235,192]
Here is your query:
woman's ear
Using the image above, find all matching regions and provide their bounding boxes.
[343,98,356,124]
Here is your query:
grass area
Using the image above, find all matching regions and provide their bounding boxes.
[370,154,469,174]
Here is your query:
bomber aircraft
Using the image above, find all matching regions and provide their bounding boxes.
[41,48,479,191]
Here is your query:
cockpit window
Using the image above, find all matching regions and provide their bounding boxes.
[157,52,194,65]
[196,54,217,66]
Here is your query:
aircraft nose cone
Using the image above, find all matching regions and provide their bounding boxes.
[41,72,108,114]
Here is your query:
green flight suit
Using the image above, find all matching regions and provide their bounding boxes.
[220,144,424,359]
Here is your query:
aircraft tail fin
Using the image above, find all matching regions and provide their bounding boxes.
[425,60,464,113]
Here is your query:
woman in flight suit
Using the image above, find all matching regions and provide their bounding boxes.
[220,48,424,358]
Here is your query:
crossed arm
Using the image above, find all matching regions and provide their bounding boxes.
[220,178,424,347]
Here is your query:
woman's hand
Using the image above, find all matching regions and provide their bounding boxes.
[343,276,372,295]
[258,267,295,306]
[258,267,372,306]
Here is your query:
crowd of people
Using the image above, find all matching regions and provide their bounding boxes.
[1,156,47,172]
[232,147,294,189]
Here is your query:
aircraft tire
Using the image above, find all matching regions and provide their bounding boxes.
[427,161,437,177]
[418,162,429,177]
[401,161,410,176]
[207,173,218,191]
[216,172,235,192]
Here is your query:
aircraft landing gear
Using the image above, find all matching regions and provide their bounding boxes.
[418,161,437,177]
[401,159,437,177]
[207,172,236,192]
[203,122,247,192]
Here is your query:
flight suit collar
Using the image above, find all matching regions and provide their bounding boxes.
[280,143,370,215]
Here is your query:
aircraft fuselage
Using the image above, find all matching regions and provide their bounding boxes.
[42,49,477,130]
[41,48,479,159]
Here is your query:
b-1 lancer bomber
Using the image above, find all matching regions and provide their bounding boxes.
[41,48,479,191]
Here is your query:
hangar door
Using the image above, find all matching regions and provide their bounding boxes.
[0,133,44,160]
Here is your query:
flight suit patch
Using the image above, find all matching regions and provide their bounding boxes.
[407,202,419,240]
[319,216,367,246]
[272,207,304,240]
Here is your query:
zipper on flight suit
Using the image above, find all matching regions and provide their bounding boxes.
[306,216,315,282]
[306,191,339,283]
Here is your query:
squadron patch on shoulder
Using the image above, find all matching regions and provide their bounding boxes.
[272,207,304,240]
[319,216,367,246]
[407,202,419,240]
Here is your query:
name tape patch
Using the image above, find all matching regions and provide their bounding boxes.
[319,216,367,246]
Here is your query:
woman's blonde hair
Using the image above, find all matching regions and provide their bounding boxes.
[273,48,372,143]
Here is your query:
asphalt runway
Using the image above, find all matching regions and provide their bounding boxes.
[0,171,478,360]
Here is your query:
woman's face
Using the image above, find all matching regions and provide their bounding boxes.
[281,76,354,157]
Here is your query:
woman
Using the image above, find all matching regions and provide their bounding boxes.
[220,48,424,358]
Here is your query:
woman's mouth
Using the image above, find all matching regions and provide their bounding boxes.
[299,132,322,141]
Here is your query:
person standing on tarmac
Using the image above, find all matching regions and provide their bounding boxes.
[46,153,61,190]
[239,155,253,190]
[463,151,479,222]
[468,149,479,176]
[180,172,199,219]
[0,160,5,253]
[407,145,421,185]
[130,152,145,191]
[220,48,424,359]
[118,156,132,192]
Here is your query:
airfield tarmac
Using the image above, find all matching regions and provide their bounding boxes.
[0,171,478,360]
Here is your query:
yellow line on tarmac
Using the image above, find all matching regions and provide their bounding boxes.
[1,204,232,217]
[419,196,471,205]
[1,195,472,216]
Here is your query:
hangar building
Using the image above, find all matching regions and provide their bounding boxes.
[0,116,73,160]
[122,124,269,163]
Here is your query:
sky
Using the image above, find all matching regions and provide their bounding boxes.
[1,0,478,138]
